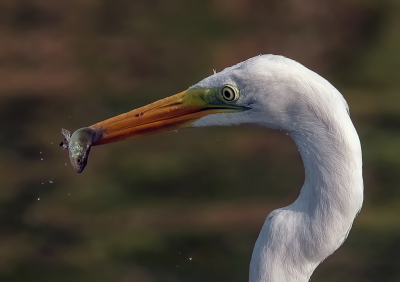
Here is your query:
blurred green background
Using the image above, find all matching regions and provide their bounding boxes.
[0,0,399,281]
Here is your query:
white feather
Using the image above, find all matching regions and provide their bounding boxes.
[192,55,363,282]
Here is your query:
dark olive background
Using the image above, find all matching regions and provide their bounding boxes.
[0,0,399,281]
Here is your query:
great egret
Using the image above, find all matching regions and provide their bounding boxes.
[63,55,363,282]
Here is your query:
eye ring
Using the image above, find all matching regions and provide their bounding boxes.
[220,85,239,102]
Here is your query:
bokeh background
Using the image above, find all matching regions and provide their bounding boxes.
[1,0,399,281]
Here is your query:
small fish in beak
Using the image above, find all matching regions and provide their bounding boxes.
[60,127,97,173]
[60,87,245,173]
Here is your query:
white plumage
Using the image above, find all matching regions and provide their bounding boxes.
[79,54,363,282]
[192,55,363,282]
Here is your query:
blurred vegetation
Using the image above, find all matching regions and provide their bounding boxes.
[0,0,399,281]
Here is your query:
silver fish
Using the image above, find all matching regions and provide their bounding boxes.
[60,127,97,173]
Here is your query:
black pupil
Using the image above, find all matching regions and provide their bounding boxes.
[224,90,232,100]
[77,158,81,163]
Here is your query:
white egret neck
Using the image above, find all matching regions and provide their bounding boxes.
[249,110,363,282]
[191,55,363,282]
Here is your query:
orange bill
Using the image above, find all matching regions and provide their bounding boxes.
[89,87,245,146]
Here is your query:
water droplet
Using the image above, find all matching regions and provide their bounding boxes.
[42,183,44,185]
[285,133,289,136]
[49,180,53,184]
[68,194,70,196]
[174,130,178,133]
[189,257,192,261]
[51,142,53,144]
[65,163,67,166]
[37,198,40,201]
[41,158,44,161]
[40,151,42,154]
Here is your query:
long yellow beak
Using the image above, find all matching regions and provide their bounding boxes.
[89,87,243,146]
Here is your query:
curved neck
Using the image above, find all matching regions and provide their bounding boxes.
[250,111,363,282]
[292,112,363,217]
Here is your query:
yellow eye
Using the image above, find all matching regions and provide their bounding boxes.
[221,85,239,102]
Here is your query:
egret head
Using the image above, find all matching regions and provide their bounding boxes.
[77,54,348,149]
[190,55,349,133]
